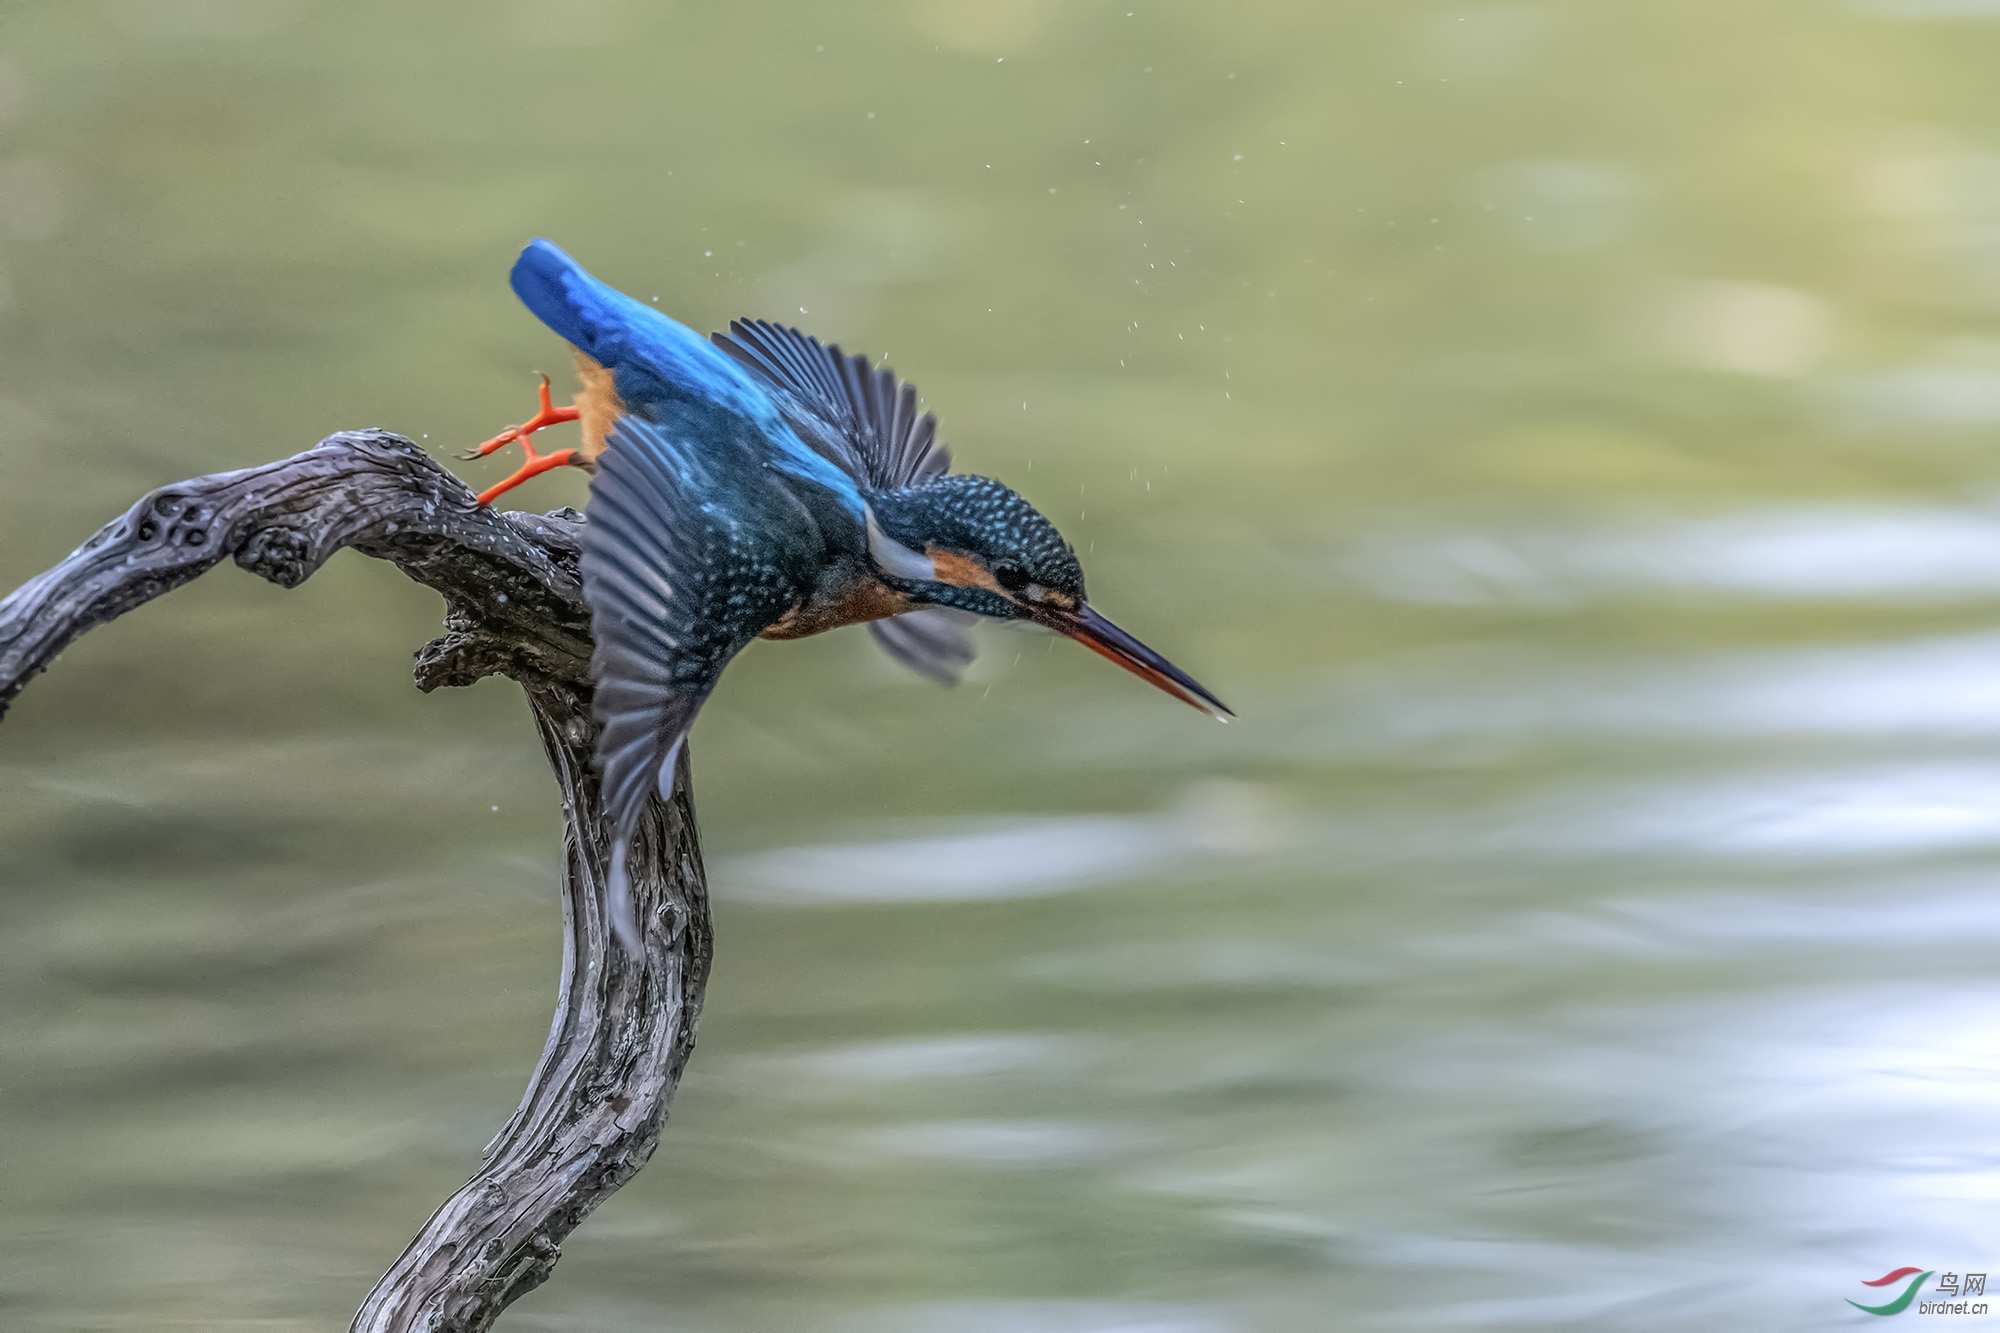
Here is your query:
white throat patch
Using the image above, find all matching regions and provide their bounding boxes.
[865,505,938,582]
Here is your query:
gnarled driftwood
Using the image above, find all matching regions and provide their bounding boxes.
[0,429,709,1332]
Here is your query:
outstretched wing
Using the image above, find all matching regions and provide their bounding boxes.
[712,318,977,683]
[867,607,978,685]
[710,318,950,492]
[582,416,757,956]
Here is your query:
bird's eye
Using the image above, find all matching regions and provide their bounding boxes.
[993,565,1031,593]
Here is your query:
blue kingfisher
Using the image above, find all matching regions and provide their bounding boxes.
[464,240,1230,952]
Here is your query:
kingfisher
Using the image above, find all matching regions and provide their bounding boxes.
[465,239,1229,953]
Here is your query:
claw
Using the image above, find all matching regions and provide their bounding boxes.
[459,374,582,461]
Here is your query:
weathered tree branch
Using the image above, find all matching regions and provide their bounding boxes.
[0,430,711,1332]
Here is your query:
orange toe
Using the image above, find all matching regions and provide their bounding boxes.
[476,447,580,506]
[459,374,583,461]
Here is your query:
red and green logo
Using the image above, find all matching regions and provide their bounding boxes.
[1849,1268,1932,1316]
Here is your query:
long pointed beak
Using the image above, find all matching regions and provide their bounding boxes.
[1040,602,1233,719]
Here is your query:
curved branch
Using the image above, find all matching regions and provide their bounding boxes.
[0,430,710,1332]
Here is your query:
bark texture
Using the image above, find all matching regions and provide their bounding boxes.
[0,429,710,1332]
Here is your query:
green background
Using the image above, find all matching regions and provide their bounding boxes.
[2,1,1996,1328]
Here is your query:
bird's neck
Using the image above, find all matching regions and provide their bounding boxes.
[864,474,983,554]
[864,477,1013,619]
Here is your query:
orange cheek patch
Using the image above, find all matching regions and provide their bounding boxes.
[571,349,626,465]
[926,547,1003,594]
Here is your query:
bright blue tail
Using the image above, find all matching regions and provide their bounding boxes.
[506,239,866,514]
[510,238,629,364]
[508,239,764,414]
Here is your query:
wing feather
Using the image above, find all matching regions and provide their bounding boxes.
[581,416,749,956]
[867,606,978,686]
[710,318,951,491]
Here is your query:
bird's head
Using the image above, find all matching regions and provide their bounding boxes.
[866,475,1231,717]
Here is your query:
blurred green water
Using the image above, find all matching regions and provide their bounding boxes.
[6,1,2000,1328]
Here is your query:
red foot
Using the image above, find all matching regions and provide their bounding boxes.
[461,374,584,505]
[476,446,579,505]
[461,375,581,460]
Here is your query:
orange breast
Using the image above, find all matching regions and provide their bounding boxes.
[570,349,624,465]
[759,575,914,640]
